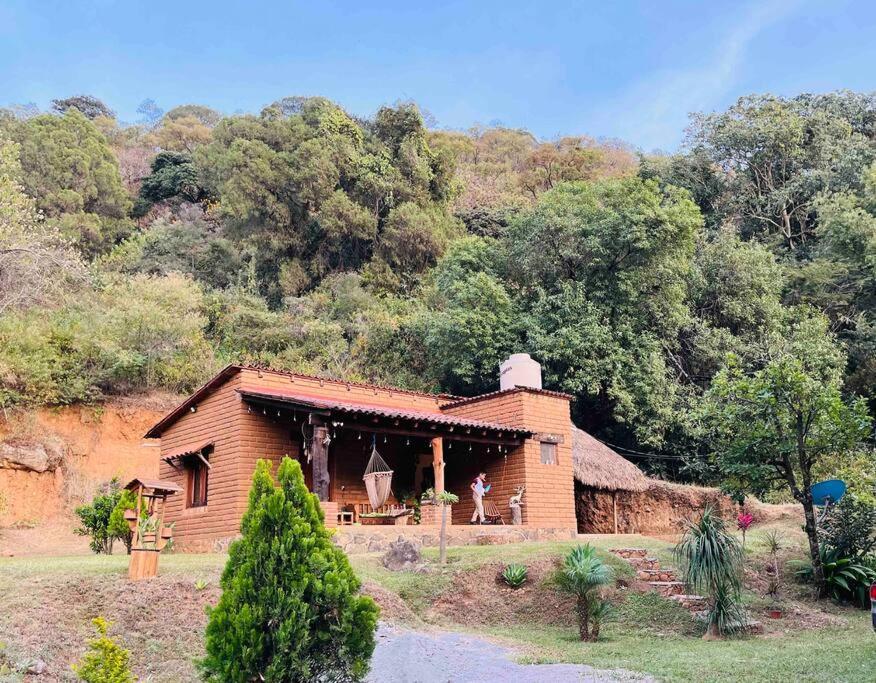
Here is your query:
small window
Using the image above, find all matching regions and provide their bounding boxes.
[540,442,558,465]
[187,456,209,507]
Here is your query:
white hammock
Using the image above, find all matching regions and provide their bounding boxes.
[363,441,393,509]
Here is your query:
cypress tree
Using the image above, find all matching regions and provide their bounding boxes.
[201,457,379,682]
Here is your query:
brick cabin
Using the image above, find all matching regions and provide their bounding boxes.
[145,356,578,551]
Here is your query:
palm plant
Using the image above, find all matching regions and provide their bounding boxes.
[674,505,746,639]
[555,544,614,641]
[436,490,459,564]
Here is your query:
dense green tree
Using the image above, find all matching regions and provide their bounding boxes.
[164,104,222,127]
[687,93,876,251]
[3,109,132,255]
[508,177,702,443]
[201,457,378,682]
[138,151,204,205]
[702,311,872,592]
[101,215,240,290]
[0,136,84,314]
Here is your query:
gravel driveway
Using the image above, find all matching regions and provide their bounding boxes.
[367,624,654,683]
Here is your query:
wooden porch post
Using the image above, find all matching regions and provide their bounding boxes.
[431,437,444,495]
[612,491,618,534]
[312,423,331,502]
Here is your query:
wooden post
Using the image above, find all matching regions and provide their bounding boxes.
[431,437,444,495]
[612,491,618,534]
[312,424,330,502]
[134,485,143,549]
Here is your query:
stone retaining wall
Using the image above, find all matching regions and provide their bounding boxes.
[334,525,576,554]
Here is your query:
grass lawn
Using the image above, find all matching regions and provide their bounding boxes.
[0,526,871,682]
[485,618,874,683]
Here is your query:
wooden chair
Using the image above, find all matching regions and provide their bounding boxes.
[483,500,505,525]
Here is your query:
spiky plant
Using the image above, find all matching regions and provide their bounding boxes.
[501,563,528,588]
[555,544,614,641]
[674,505,746,639]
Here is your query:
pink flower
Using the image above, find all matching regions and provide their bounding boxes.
[737,512,754,531]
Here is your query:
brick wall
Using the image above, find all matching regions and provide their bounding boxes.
[442,389,576,530]
[157,373,244,549]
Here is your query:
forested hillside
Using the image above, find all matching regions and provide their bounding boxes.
[1,92,874,491]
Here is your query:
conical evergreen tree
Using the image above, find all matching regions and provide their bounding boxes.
[201,457,379,682]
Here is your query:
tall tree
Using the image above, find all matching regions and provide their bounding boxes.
[0,136,83,314]
[703,311,872,592]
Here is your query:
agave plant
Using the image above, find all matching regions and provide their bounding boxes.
[555,544,614,641]
[501,563,528,588]
[674,505,746,639]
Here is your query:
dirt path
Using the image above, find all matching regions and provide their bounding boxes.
[367,624,654,683]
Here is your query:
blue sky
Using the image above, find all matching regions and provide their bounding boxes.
[1,0,874,150]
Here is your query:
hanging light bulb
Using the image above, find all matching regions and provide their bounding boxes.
[293,411,297,422]
[468,444,472,452]
[357,432,362,440]
[277,410,281,417]
[262,408,267,416]
[406,438,410,446]
[383,435,387,443]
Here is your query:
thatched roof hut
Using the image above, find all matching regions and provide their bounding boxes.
[571,426,648,533]
[571,426,648,493]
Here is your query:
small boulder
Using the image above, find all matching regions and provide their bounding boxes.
[27,659,48,675]
[381,538,422,571]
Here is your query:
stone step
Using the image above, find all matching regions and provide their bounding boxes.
[626,556,660,570]
[648,580,687,597]
[636,568,678,582]
[609,547,648,559]
[669,594,707,610]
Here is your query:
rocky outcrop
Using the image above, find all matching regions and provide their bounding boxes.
[0,439,64,473]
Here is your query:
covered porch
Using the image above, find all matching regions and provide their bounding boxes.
[239,387,530,527]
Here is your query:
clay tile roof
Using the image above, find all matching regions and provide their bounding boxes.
[161,440,213,462]
[145,365,458,438]
[571,426,648,492]
[440,385,573,409]
[238,387,531,436]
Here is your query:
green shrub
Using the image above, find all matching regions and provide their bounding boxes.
[794,546,876,608]
[501,563,528,588]
[821,494,876,559]
[107,489,137,554]
[74,480,122,554]
[200,457,379,682]
[555,544,614,641]
[71,617,134,683]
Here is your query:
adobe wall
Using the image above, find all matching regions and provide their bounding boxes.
[574,480,797,534]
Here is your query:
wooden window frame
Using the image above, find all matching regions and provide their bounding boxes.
[539,441,558,465]
[186,452,210,508]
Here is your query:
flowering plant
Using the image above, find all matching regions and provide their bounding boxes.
[737,512,754,546]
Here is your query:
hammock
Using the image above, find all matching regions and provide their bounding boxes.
[363,439,393,510]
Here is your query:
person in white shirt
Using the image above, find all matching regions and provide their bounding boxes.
[470,472,488,524]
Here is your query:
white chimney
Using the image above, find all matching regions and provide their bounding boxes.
[499,353,542,391]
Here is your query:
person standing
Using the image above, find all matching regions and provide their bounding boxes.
[470,472,488,524]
